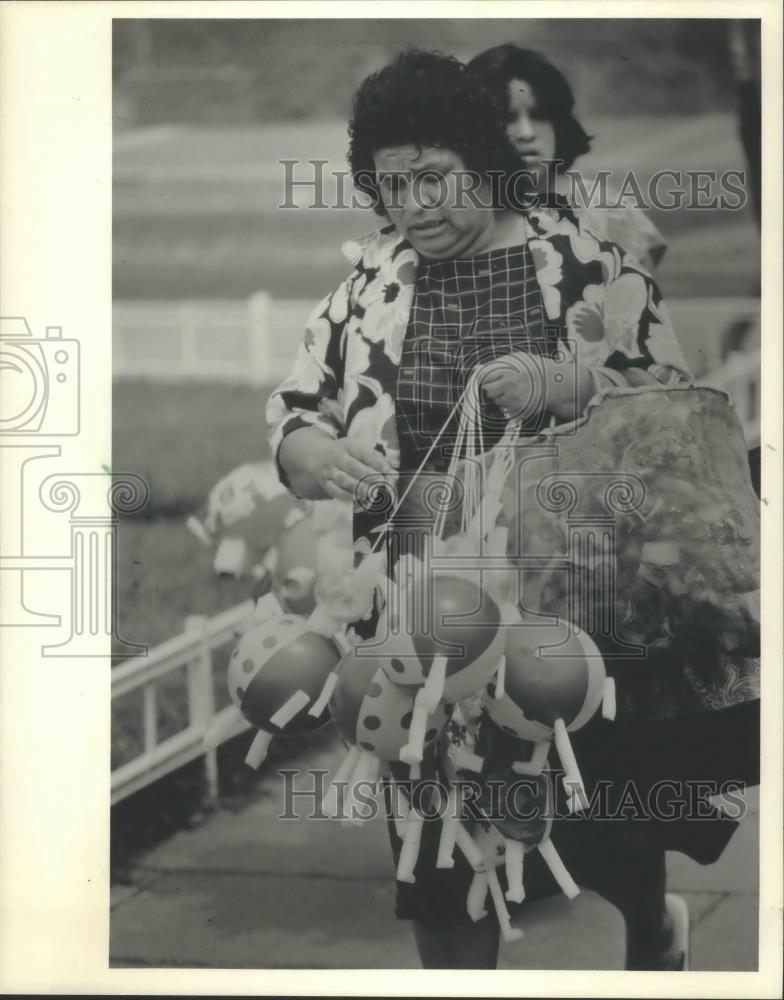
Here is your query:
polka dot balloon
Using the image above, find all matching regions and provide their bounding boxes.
[375,570,507,701]
[485,610,614,812]
[372,556,511,764]
[224,595,341,768]
[324,643,451,882]
[329,645,449,761]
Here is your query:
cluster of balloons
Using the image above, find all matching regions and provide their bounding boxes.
[207,542,616,941]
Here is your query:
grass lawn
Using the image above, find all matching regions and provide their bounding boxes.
[114,517,252,651]
[112,379,275,767]
[114,380,271,517]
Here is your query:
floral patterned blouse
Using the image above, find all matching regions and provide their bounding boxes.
[267,204,691,562]
[267,206,762,725]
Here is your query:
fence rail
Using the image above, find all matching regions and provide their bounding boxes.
[111,600,255,805]
[114,294,760,384]
[113,296,312,384]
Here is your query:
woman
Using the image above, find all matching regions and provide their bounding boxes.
[467,44,667,271]
[267,50,754,970]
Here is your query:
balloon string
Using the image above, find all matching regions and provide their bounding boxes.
[455,372,483,537]
[452,371,522,544]
[369,382,473,555]
[369,362,523,557]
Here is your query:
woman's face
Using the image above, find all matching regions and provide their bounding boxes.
[505,78,557,184]
[373,144,497,260]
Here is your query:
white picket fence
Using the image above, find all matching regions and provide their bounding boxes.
[110,340,761,806]
[111,601,255,805]
[113,295,313,384]
[113,295,760,386]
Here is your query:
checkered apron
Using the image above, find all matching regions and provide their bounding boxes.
[390,241,554,549]
[395,242,554,468]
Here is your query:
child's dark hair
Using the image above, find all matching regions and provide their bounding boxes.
[467,44,592,170]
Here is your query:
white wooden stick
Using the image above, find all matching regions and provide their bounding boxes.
[400,655,447,764]
[399,694,429,765]
[269,689,310,730]
[567,779,591,814]
[553,717,588,812]
[420,655,447,712]
[538,838,580,899]
[344,749,380,824]
[244,730,273,769]
[602,676,616,720]
[396,808,424,884]
[504,840,525,903]
[532,739,551,772]
[494,654,507,699]
[321,745,360,818]
[487,865,524,942]
[467,871,489,921]
[512,740,550,776]
[308,670,338,717]
[391,779,408,839]
[567,784,590,814]
[455,826,487,872]
[553,718,580,777]
[436,787,460,869]
[363,752,381,791]
[452,748,484,773]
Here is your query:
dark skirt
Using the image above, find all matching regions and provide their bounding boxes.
[385,699,759,923]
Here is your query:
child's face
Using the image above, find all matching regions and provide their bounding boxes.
[505,79,557,189]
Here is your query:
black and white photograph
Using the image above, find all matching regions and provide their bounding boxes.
[1,2,782,994]
[108,12,769,973]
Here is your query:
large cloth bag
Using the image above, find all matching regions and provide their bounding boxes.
[496,384,760,723]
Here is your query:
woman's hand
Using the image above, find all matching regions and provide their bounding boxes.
[479,351,594,423]
[279,426,395,502]
[316,437,396,503]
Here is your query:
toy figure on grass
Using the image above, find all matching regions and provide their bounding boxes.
[187,459,354,609]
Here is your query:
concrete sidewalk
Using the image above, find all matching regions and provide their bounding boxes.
[110,737,759,970]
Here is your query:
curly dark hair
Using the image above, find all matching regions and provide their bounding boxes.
[347,49,522,217]
[467,44,592,170]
